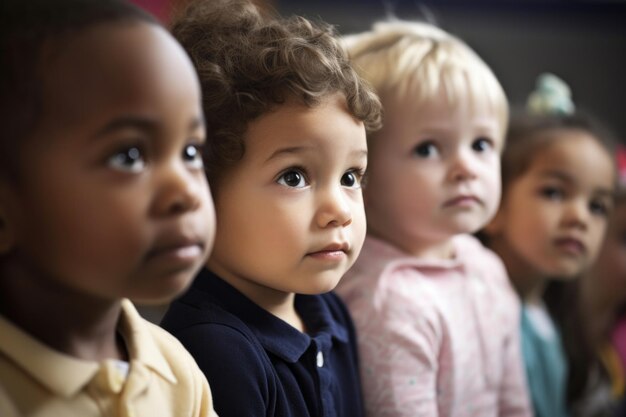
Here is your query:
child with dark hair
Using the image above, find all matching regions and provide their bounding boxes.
[482,74,617,417]
[0,0,217,415]
[544,145,626,417]
[160,1,382,416]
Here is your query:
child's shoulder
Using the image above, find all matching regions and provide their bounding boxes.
[454,234,508,276]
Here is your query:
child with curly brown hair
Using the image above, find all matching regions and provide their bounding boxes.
[160,1,382,416]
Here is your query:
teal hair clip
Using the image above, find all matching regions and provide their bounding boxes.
[527,73,575,116]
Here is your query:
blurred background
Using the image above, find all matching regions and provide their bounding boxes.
[132,0,626,141]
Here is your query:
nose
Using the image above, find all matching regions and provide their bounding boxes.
[152,161,205,217]
[448,149,478,182]
[315,185,353,228]
[561,198,590,230]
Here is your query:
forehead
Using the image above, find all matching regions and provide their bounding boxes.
[379,85,503,139]
[243,94,367,156]
[526,131,615,191]
[37,21,199,130]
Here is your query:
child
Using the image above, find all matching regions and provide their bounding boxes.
[482,74,617,417]
[334,20,532,417]
[544,145,626,417]
[160,1,382,416]
[0,1,217,415]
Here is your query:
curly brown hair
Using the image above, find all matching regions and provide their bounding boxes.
[170,0,382,185]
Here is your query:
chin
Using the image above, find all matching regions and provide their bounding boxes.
[300,278,342,295]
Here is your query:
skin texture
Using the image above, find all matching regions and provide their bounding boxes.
[0,21,215,361]
[364,88,504,259]
[207,94,367,330]
[486,130,615,300]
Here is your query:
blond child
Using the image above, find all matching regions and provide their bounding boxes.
[160,1,382,416]
[0,1,217,415]
[335,21,532,416]
[482,74,617,417]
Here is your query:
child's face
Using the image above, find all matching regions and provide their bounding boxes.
[364,89,503,257]
[207,94,367,301]
[491,131,614,278]
[0,23,215,303]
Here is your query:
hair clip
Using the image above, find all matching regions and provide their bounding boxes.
[527,73,575,116]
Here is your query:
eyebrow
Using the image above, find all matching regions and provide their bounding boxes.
[95,115,204,138]
[540,169,614,197]
[265,145,367,163]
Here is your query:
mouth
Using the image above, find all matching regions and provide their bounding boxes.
[553,237,586,256]
[443,195,481,207]
[147,237,205,263]
[307,242,350,260]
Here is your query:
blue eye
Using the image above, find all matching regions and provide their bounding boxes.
[277,169,307,188]
[183,144,204,169]
[414,141,438,158]
[108,147,145,173]
[472,137,493,152]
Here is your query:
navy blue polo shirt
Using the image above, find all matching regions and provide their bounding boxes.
[161,268,364,417]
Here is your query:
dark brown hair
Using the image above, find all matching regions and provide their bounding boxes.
[501,111,617,197]
[170,0,382,185]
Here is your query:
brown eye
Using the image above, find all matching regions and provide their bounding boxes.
[183,144,204,169]
[277,169,307,188]
[108,146,145,173]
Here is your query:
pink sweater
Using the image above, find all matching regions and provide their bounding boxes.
[336,235,532,417]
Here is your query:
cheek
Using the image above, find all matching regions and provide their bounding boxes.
[351,199,367,240]
[587,220,610,260]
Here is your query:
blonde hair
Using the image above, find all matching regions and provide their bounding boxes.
[344,20,508,134]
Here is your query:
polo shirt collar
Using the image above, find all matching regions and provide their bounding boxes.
[119,299,177,385]
[0,300,176,398]
[194,269,349,363]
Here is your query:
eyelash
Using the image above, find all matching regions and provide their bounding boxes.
[413,141,438,158]
[472,137,494,152]
[106,142,205,173]
[275,166,367,189]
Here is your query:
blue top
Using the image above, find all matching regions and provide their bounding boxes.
[521,303,569,417]
[161,268,364,417]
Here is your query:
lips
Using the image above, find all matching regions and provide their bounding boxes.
[553,237,586,256]
[147,236,205,261]
[443,195,481,207]
[307,242,350,259]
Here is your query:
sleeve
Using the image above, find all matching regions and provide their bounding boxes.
[176,323,272,417]
[496,270,533,417]
[348,287,441,417]
[184,348,219,417]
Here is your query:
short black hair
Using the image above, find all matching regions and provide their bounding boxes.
[0,0,156,178]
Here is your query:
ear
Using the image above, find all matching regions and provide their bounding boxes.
[0,181,17,254]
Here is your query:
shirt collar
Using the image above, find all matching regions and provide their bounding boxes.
[0,300,176,398]
[119,299,177,384]
[192,269,348,362]
[363,234,471,270]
